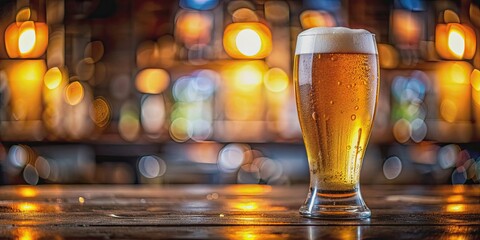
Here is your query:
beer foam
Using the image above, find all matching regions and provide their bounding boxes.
[295,27,377,55]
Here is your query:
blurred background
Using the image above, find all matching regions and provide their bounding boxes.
[0,0,479,186]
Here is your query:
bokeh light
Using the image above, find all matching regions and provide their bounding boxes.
[224,23,272,59]
[232,8,259,22]
[119,102,141,142]
[236,29,262,57]
[135,68,170,94]
[436,23,476,60]
[15,7,31,23]
[84,41,104,63]
[175,10,212,48]
[438,144,460,169]
[17,187,38,198]
[23,164,39,185]
[378,44,400,69]
[300,10,336,29]
[141,95,166,135]
[392,9,421,46]
[180,0,218,10]
[169,117,191,142]
[471,69,480,91]
[218,144,249,173]
[43,67,62,90]
[18,21,36,54]
[90,97,111,128]
[138,155,167,179]
[65,81,84,106]
[76,58,95,81]
[5,11,48,58]
[263,68,288,93]
[383,156,403,180]
[444,10,460,23]
[8,145,30,168]
[448,26,465,59]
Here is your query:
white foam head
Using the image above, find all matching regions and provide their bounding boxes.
[295,27,377,55]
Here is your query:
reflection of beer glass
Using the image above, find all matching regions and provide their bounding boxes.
[294,27,379,219]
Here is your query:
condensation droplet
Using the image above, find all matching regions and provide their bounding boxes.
[330,56,336,61]
[354,106,359,110]
[330,100,334,105]
[347,84,352,88]
[351,114,356,120]
[312,112,317,120]
[347,145,351,150]
[337,81,342,86]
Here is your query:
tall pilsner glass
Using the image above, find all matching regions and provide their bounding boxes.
[294,27,379,219]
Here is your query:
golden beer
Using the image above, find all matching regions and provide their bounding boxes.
[295,27,378,219]
[294,53,378,190]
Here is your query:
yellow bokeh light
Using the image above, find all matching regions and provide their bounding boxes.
[226,184,272,195]
[224,23,272,59]
[16,228,36,240]
[18,21,36,54]
[65,81,84,105]
[446,204,466,212]
[450,63,470,84]
[17,202,38,212]
[169,117,190,142]
[234,201,258,211]
[236,29,262,57]
[471,69,480,91]
[135,68,170,94]
[264,68,288,92]
[448,27,465,59]
[18,187,38,198]
[44,67,62,90]
[234,64,264,89]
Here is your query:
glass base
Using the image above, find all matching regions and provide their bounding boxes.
[299,187,371,219]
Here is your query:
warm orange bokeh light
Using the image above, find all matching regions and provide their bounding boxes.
[175,11,212,47]
[135,68,170,94]
[65,81,85,106]
[392,10,421,46]
[90,97,111,128]
[378,44,400,69]
[223,23,272,59]
[4,8,48,58]
[436,23,476,60]
[300,10,336,29]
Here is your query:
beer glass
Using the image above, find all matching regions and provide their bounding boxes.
[294,27,379,219]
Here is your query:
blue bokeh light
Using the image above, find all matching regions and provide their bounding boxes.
[180,0,218,11]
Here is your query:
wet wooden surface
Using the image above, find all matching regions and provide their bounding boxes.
[0,184,479,239]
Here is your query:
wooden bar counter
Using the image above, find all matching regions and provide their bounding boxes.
[0,184,479,239]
